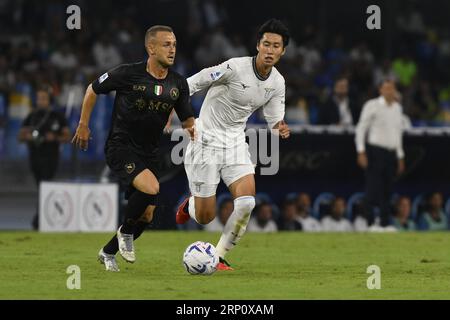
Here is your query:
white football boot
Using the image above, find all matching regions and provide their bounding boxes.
[117,225,136,263]
[98,248,120,272]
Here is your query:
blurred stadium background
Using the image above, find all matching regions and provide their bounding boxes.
[0,0,450,233]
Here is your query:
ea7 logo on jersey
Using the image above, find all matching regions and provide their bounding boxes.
[210,71,222,81]
[99,73,109,84]
[264,88,275,99]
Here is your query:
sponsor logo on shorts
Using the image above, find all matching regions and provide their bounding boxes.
[194,182,203,193]
[125,163,136,174]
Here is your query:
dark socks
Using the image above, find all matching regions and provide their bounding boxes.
[103,221,149,255]
[120,191,156,234]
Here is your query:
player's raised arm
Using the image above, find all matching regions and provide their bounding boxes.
[187,59,236,96]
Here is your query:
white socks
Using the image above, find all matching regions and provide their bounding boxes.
[216,196,255,258]
[188,196,198,223]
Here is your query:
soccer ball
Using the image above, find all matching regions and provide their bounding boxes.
[182,241,219,275]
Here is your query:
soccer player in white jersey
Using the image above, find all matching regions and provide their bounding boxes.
[175,19,291,271]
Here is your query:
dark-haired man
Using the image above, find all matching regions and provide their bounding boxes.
[176,19,291,270]
[318,77,359,125]
[72,25,195,271]
[18,86,71,230]
[355,79,405,228]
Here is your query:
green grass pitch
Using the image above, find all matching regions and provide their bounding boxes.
[0,231,449,299]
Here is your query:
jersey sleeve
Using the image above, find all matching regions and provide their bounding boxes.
[91,64,128,94]
[187,59,236,96]
[174,77,194,122]
[262,77,286,129]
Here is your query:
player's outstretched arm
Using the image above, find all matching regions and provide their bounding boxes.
[187,60,235,96]
[72,84,97,151]
[181,116,196,140]
[273,120,290,139]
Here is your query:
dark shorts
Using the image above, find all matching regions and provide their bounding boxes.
[105,144,160,199]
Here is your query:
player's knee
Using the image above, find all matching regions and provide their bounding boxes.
[234,196,256,215]
[130,190,158,210]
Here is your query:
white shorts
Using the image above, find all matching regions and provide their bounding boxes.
[184,141,255,198]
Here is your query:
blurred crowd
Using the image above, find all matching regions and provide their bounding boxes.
[1,0,450,132]
[177,191,450,233]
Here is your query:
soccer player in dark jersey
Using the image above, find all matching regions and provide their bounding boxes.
[72,25,195,271]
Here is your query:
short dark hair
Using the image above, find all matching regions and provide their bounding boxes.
[380,77,397,86]
[256,19,290,47]
[36,84,53,96]
[145,25,174,44]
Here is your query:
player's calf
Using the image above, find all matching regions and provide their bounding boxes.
[195,207,216,225]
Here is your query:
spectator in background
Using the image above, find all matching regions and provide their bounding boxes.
[18,85,71,229]
[194,34,221,68]
[285,97,309,124]
[278,199,302,231]
[349,42,374,66]
[373,59,398,87]
[353,212,369,232]
[49,43,78,70]
[418,192,448,231]
[321,197,353,232]
[205,198,234,232]
[247,202,278,233]
[92,35,123,71]
[356,79,405,227]
[318,77,359,126]
[297,40,321,75]
[392,53,417,88]
[392,196,415,231]
[295,192,321,232]
[224,34,249,58]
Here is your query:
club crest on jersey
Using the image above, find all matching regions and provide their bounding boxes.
[154,85,163,96]
[170,88,179,100]
[264,88,275,98]
[210,71,222,81]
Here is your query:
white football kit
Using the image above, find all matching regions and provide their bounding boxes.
[185,56,285,197]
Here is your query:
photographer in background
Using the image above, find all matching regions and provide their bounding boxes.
[18,85,71,230]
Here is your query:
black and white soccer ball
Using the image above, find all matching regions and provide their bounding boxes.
[182,241,218,275]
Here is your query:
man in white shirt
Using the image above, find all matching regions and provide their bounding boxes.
[295,192,322,232]
[175,19,291,271]
[355,79,405,227]
[321,197,353,232]
[247,202,278,233]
